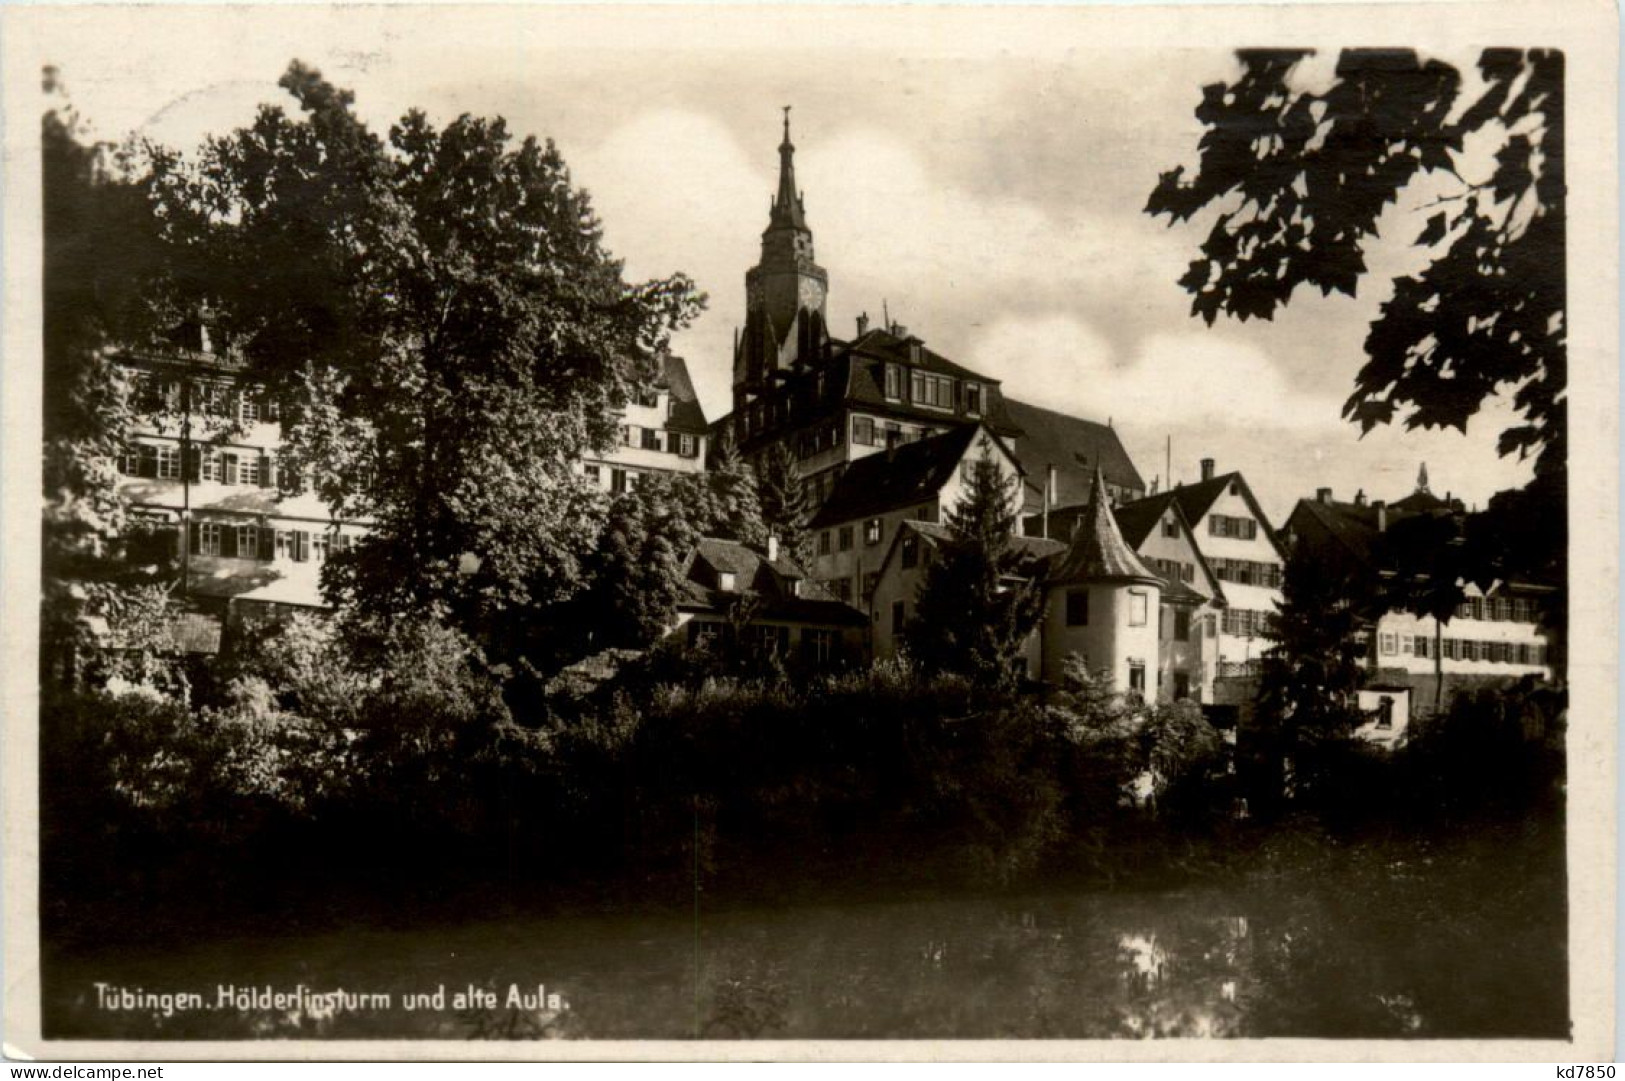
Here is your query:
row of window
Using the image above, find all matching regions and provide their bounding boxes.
[1452,596,1543,624]
[1146,557,1196,585]
[880,363,984,416]
[1208,514,1260,540]
[188,520,357,563]
[1392,634,1549,665]
[618,425,700,458]
[120,443,285,489]
[796,422,845,459]
[1221,608,1273,638]
[1210,557,1283,588]
[132,376,278,424]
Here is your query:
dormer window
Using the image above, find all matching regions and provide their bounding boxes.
[884,364,902,400]
[910,371,954,410]
[964,383,982,416]
[718,571,737,591]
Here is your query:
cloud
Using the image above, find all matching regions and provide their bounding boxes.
[966,316,1346,437]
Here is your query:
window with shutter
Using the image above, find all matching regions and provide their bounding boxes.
[260,526,276,560]
[221,452,239,486]
[293,531,311,562]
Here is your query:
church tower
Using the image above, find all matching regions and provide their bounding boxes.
[734,109,829,412]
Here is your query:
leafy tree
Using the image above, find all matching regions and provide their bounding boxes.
[754,442,812,566]
[1148,49,1565,578]
[137,62,703,653]
[576,475,702,653]
[40,72,193,687]
[907,457,1043,689]
[1379,510,1469,712]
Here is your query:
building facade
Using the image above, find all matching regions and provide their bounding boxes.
[579,352,710,494]
[805,424,1024,608]
[114,340,369,633]
[716,117,1141,542]
[1282,471,1558,714]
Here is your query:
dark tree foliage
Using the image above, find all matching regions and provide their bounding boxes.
[40,72,191,686]
[1379,511,1469,711]
[576,476,703,653]
[137,62,703,649]
[1258,542,1380,788]
[907,457,1044,689]
[754,442,812,567]
[1148,48,1565,579]
[41,71,166,549]
[704,430,769,549]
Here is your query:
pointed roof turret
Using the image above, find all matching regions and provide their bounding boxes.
[769,105,808,232]
[1416,462,1431,494]
[1049,468,1163,586]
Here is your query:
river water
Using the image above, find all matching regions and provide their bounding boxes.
[44,865,1567,1040]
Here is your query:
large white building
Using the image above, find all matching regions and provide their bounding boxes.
[1282,472,1559,712]
[113,337,369,636]
[579,352,710,494]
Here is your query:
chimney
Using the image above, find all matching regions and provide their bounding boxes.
[766,534,779,562]
[1373,500,1387,532]
[1316,487,1333,504]
[1353,488,1366,507]
[1200,458,1215,482]
[856,312,870,336]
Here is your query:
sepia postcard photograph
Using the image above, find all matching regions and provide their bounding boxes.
[0,0,1616,1062]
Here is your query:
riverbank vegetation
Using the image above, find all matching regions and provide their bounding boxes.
[41,601,1565,953]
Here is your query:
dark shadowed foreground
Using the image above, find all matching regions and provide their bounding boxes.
[44,821,1565,1040]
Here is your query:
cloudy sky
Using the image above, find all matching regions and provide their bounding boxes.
[32,5,1540,524]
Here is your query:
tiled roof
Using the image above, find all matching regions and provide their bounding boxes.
[1003,399,1146,506]
[660,353,709,434]
[1110,491,1179,548]
[1048,469,1163,586]
[679,536,865,626]
[809,425,990,528]
[1169,473,1237,525]
[692,536,809,586]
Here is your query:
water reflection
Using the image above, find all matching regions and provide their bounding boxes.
[45,877,1565,1040]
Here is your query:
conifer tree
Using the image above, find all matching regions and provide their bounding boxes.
[755,441,812,566]
[907,456,1043,689]
[704,430,768,549]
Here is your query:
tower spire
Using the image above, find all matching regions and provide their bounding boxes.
[771,105,807,231]
[1416,462,1431,493]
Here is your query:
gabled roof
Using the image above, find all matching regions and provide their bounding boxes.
[690,536,807,586]
[678,536,867,626]
[1048,469,1162,587]
[1287,497,1383,567]
[1113,491,1228,607]
[659,353,709,434]
[1171,471,1289,561]
[1003,399,1145,505]
[1111,490,1179,549]
[810,424,1013,528]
